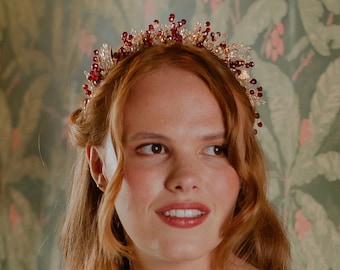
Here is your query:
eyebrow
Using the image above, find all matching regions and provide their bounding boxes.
[128,132,170,141]
[127,131,226,142]
[200,132,226,141]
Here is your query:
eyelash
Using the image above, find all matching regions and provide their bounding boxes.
[136,143,227,156]
[202,145,227,156]
[137,143,168,155]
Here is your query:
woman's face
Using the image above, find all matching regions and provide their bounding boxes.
[107,65,240,268]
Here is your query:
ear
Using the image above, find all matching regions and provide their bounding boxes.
[86,146,108,192]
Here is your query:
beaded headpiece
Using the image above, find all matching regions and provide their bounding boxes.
[82,14,264,128]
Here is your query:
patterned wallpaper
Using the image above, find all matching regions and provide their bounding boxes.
[0,0,339,269]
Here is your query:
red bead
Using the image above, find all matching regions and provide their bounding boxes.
[93,56,98,62]
[149,24,154,31]
[93,50,99,55]
[249,61,255,67]
[147,37,153,44]
[154,19,159,24]
[84,89,92,96]
[250,78,257,84]
[169,14,175,22]
[255,112,260,119]
[250,90,255,95]
[181,19,187,25]
[147,37,153,45]
[257,86,262,91]
[257,93,263,97]
[206,21,211,27]
[236,61,244,67]
[257,122,263,127]
[82,84,89,90]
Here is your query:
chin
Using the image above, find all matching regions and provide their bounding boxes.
[156,242,211,262]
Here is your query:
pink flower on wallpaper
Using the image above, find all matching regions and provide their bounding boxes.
[9,203,21,231]
[11,127,21,151]
[203,0,223,12]
[294,209,312,242]
[144,0,155,19]
[299,118,313,146]
[77,30,97,57]
[264,22,284,62]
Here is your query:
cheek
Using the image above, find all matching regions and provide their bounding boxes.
[211,167,240,216]
[115,165,163,213]
[114,166,163,237]
[124,165,162,195]
[115,179,141,227]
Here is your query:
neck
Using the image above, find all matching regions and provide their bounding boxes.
[130,253,257,270]
[131,254,211,270]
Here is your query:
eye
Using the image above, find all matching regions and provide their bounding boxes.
[202,145,227,156]
[137,143,168,155]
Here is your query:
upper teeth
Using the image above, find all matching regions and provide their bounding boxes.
[163,209,205,218]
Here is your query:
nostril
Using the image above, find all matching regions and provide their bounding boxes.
[165,166,201,192]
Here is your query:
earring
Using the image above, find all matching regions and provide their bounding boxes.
[96,174,108,191]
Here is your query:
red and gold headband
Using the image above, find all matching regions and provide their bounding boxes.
[82,14,264,128]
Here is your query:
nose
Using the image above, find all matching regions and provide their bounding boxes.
[165,156,201,192]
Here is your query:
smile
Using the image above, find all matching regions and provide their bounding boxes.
[156,202,210,228]
[163,209,206,218]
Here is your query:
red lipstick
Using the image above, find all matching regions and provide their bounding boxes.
[156,202,210,229]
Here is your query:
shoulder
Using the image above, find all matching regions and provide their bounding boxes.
[228,254,259,270]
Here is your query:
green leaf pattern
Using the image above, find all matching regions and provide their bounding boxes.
[0,0,339,269]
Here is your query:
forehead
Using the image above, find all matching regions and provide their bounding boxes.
[122,65,225,134]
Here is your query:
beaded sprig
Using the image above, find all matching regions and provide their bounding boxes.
[82,14,264,128]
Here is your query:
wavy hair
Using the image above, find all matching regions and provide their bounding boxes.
[61,44,290,269]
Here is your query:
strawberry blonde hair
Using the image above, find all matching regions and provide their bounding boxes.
[61,45,290,269]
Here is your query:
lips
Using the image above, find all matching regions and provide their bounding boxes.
[156,202,210,229]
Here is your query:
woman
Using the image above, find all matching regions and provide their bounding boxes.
[61,15,290,269]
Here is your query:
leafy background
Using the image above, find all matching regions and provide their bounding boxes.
[0,0,339,269]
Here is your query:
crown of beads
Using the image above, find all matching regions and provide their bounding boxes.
[82,14,264,128]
